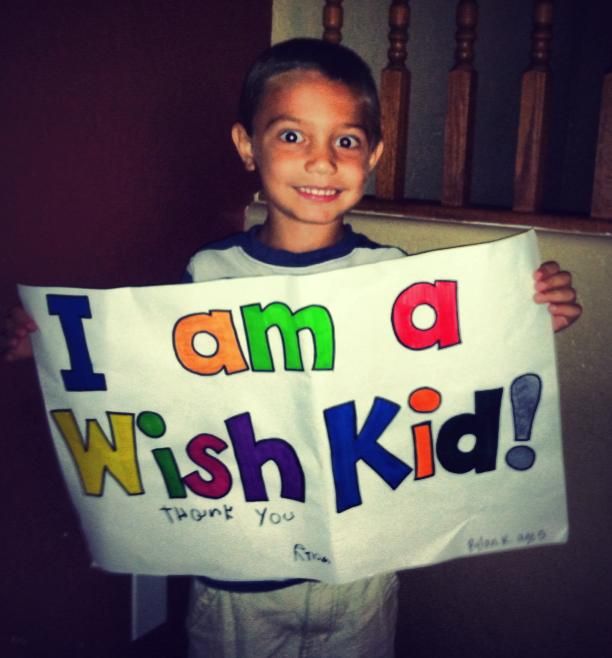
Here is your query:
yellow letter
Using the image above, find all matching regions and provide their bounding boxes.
[51,410,144,496]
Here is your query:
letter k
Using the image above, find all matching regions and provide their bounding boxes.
[324,397,412,512]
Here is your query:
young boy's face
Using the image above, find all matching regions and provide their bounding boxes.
[232,70,383,234]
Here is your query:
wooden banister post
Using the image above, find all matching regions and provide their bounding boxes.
[322,0,343,44]
[591,71,612,219]
[513,0,553,213]
[375,1,411,201]
[442,0,479,207]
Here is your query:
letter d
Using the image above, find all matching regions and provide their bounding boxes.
[436,388,503,474]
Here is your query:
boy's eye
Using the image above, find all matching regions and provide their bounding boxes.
[279,130,304,144]
[336,135,361,149]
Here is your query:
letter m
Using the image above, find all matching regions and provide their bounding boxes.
[50,410,144,496]
[241,302,335,372]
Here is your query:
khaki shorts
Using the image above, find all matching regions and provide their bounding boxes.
[186,573,399,658]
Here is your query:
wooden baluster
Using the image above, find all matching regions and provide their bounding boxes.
[442,0,479,207]
[513,0,553,212]
[591,71,612,218]
[322,0,343,44]
[376,1,411,200]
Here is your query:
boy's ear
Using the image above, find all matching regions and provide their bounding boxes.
[231,123,256,171]
[368,140,384,172]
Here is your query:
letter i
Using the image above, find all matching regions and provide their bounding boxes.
[137,411,187,498]
[408,388,442,480]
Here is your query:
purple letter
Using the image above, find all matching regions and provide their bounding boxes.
[225,413,305,502]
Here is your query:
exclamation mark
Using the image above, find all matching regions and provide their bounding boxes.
[505,374,542,471]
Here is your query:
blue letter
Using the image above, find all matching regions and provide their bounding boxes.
[47,294,106,391]
[324,397,412,513]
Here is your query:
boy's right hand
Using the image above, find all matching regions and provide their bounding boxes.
[1,306,37,362]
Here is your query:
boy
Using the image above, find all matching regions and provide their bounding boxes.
[3,38,581,657]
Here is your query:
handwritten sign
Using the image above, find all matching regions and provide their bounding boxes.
[19,230,567,584]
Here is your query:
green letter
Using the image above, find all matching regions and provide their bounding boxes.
[241,302,335,372]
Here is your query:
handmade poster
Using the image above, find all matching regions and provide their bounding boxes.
[19,230,567,584]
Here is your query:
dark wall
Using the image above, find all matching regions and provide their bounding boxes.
[1,3,272,656]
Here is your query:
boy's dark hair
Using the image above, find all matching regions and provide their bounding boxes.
[238,38,382,147]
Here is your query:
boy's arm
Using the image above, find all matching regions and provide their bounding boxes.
[534,261,582,333]
[1,306,37,362]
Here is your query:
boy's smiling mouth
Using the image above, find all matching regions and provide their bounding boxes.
[295,186,340,201]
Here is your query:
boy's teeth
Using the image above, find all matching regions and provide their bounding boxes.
[299,187,337,196]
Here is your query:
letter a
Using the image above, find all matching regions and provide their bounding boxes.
[391,280,460,350]
[173,311,249,376]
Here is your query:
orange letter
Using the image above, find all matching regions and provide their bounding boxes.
[173,311,249,376]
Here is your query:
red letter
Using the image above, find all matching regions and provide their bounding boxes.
[392,280,460,350]
[183,434,232,499]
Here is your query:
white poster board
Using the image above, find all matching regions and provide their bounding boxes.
[20,230,567,584]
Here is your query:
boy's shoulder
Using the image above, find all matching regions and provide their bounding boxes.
[183,225,406,283]
[186,231,250,260]
[181,230,248,282]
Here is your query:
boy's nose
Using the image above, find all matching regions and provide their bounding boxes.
[305,142,337,175]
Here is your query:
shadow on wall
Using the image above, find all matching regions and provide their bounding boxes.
[243,195,612,655]
[345,211,612,658]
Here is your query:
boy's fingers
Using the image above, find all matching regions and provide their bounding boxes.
[534,270,573,292]
[1,307,37,361]
[534,261,561,279]
[11,306,37,330]
[2,335,34,361]
[552,316,569,332]
[549,301,583,316]
[533,286,577,304]
[2,307,37,335]
[549,303,583,332]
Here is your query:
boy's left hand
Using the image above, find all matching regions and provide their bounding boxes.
[534,261,582,332]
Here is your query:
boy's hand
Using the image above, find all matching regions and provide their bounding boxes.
[1,306,37,362]
[533,261,582,333]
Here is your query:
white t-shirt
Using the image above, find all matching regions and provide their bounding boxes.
[184,224,406,283]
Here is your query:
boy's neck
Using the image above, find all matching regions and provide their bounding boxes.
[258,218,345,253]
